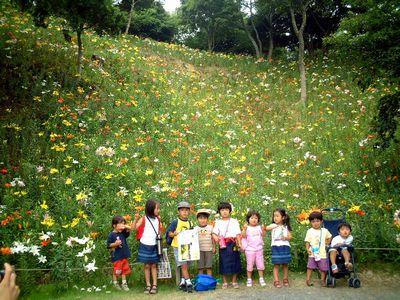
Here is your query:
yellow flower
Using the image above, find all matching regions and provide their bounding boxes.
[70,218,80,228]
[105,173,114,179]
[145,169,153,176]
[50,168,59,174]
[120,144,128,151]
[348,205,361,213]
[76,192,88,201]
[41,216,55,227]
[65,178,73,185]
[40,200,48,210]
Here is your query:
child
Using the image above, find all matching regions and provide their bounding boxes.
[267,208,292,288]
[166,201,194,292]
[242,210,266,287]
[304,211,332,286]
[212,202,242,289]
[194,209,215,276]
[107,215,133,291]
[134,199,162,294]
[329,222,354,273]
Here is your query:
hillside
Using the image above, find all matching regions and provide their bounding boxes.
[0,1,399,294]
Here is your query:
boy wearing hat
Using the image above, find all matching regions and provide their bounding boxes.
[166,201,194,292]
[194,209,215,276]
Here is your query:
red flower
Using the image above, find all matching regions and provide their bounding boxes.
[0,247,12,255]
[41,240,51,247]
[0,168,7,175]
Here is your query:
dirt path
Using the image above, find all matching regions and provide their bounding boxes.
[70,269,399,300]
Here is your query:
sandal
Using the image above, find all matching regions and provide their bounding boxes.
[345,262,353,271]
[149,285,158,294]
[222,283,229,289]
[273,281,282,288]
[144,285,151,294]
[232,282,239,289]
[306,280,313,287]
[283,278,290,287]
[321,280,327,287]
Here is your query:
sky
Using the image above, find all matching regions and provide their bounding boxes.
[163,0,181,13]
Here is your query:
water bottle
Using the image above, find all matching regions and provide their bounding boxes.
[312,246,320,261]
[116,236,122,248]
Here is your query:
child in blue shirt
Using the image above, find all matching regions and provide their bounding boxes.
[107,215,133,291]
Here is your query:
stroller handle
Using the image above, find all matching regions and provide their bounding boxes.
[321,208,346,220]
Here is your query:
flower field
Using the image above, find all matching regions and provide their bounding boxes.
[0,1,399,295]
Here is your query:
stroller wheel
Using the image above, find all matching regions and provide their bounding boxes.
[348,277,354,287]
[352,278,361,288]
[331,277,336,288]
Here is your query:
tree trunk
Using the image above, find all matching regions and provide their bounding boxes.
[290,4,308,106]
[125,0,135,35]
[207,26,215,51]
[249,17,262,57]
[77,26,83,74]
[241,18,261,58]
[267,29,273,61]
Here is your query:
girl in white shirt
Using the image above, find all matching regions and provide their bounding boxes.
[212,202,242,289]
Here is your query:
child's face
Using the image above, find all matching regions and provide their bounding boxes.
[219,208,231,218]
[249,215,259,226]
[178,207,190,219]
[197,215,208,227]
[273,211,284,225]
[339,226,351,238]
[114,222,125,232]
[154,204,160,216]
[310,218,322,229]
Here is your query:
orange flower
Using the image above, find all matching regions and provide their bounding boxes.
[41,240,51,247]
[135,206,144,211]
[0,247,12,255]
[123,214,132,221]
[90,232,99,239]
[297,211,309,221]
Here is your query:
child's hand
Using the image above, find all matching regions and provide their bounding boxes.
[134,213,140,221]
[243,224,248,230]
[212,246,216,254]
[115,239,122,247]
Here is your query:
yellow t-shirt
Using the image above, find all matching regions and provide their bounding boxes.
[171,219,192,248]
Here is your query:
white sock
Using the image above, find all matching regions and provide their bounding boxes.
[180,278,186,285]
[122,280,127,285]
[113,280,118,285]
[186,278,192,285]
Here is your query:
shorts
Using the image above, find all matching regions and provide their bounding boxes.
[245,249,264,272]
[173,247,192,267]
[198,251,213,269]
[113,258,131,276]
[307,257,329,271]
[328,245,353,253]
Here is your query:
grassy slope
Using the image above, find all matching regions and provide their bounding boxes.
[0,1,399,296]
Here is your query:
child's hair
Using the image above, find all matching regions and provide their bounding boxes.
[197,212,209,219]
[338,222,352,232]
[273,208,292,231]
[217,202,232,213]
[308,211,323,222]
[112,215,125,226]
[246,210,261,223]
[145,198,160,218]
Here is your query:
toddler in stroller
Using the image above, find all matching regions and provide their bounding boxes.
[323,208,361,288]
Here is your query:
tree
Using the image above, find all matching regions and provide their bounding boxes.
[180,0,241,51]
[125,0,137,34]
[237,0,263,58]
[287,0,311,105]
[325,0,400,147]
[27,0,125,74]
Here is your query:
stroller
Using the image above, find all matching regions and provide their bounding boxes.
[322,208,361,288]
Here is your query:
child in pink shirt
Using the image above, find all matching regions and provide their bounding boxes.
[241,210,266,287]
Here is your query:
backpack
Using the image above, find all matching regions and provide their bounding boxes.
[136,216,161,241]
[194,274,217,291]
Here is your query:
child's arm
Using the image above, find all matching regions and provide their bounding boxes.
[236,234,242,249]
[212,233,219,243]
[305,242,312,255]
[264,223,278,231]
[108,237,122,249]
[241,224,248,238]
[132,213,142,230]
[283,230,292,241]
[261,224,267,237]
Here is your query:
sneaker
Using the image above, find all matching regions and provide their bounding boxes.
[113,283,121,290]
[121,283,129,291]
[331,264,339,274]
[186,283,193,293]
[179,282,187,291]
[259,277,267,287]
[246,278,253,287]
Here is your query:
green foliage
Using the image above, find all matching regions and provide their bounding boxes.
[0,2,399,296]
